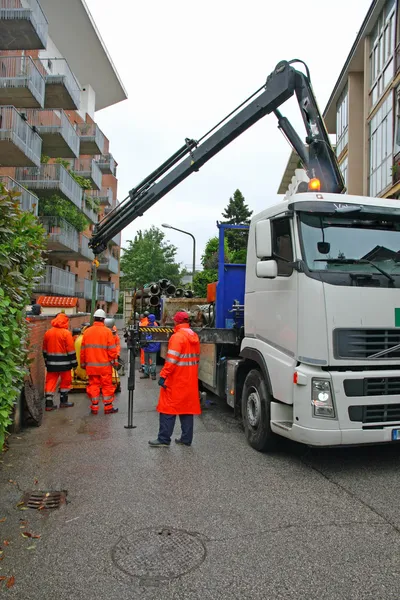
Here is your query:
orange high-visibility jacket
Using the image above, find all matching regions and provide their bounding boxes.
[42,313,77,373]
[112,326,121,356]
[80,322,118,375]
[157,323,201,415]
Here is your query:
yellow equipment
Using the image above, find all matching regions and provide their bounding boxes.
[71,327,121,393]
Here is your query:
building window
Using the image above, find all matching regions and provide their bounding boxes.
[271,217,294,276]
[339,156,348,189]
[369,94,393,196]
[369,0,396,108]
[336,86,348,156]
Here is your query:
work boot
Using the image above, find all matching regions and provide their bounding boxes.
[45,395,57,412]
[148,439,170,447]
[140,374,150,379]
[151,374,157,381]
[104,405,118,415]
[175,438,191,447]
[59,392,74,409]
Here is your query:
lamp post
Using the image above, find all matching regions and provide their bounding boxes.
[162,224,196,284]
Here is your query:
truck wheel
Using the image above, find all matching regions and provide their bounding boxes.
[242,369,277,452]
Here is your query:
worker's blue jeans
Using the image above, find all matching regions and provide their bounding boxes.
[158,413,194,445]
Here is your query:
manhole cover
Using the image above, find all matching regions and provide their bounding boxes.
[112,527,206,583]
[21,490,67,510]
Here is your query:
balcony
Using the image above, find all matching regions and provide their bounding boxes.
[73,157,102,190]
[0,0,48,50]
[87,186,113,208]
[82,195,99,224]
[393,152,400,185]
[0,175,38,214]
[79,233,94,262]
[34,265,75,296]
[25,109,80,158]
[35,57,80,110]
[76,122,105,155]
[98,252,119,274]
[15,163,83,210]
[40,216,80,258]
[97,153,116,176]
[0,55,45,107]
[76,278,97,300]
[0,105,41,166]
[97,282,113,303]
[113,288,119,304]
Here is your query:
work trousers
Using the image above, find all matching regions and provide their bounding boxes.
[140,348,145,367]
[45,371,72,398]
[144,352,157,376]
[87,372,115,413]
[158,413,194,445]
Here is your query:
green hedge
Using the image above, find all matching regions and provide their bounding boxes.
[0,183,46,448]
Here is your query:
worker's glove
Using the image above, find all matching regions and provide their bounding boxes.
[158,377,167,389]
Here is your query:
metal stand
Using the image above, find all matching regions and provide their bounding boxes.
[125,325,138,429]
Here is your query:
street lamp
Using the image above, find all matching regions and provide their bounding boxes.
[162,223,196,284]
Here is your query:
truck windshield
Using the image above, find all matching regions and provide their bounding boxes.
[299,213,400,275]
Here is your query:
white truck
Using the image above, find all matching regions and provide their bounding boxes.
[90,59,400,450]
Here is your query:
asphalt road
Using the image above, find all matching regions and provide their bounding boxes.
[1,362,400,599]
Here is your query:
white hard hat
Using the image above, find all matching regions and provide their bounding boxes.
[94,309,106,319]
[104,317,115,329]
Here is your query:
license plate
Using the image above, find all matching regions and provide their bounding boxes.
[392,429,400,441]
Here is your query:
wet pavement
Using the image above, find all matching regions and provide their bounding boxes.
[1,355,400,598]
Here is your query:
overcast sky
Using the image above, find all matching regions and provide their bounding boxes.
[85,0,371,269]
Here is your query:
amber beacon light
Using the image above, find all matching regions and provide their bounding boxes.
[308,178,321,191]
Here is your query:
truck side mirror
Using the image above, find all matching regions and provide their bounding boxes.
[255,220,272,258]
[256,260,278,278]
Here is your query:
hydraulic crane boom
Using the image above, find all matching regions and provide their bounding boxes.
[90,59,344,255]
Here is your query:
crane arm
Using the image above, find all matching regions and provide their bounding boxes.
[90,59,344,255]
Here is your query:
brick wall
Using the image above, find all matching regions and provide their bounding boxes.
[27,314,90,397]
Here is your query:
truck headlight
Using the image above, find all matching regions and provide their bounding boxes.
[312,379,336,418]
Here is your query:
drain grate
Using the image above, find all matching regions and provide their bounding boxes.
[112,527,206,584]
[22,490,67,510]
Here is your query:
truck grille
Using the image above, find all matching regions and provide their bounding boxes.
[344,377,400,397]
[349,404,400,423]
[334,329,400,360]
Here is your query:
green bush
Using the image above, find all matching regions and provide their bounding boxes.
[38,195,89,232]
[0,183,46,449]
[193,269,217,298]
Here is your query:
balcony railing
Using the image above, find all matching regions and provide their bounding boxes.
[97,153,116,176]
[34,265,75,296]
[35,57,80,110]
[97,282,113,302]
[87,186,113,207]
[76,278,97,300]
[40,216,79,254]
[76,122,105,155]
[79,233,94,262]
[25,109,80,158]
[0,0,48,50]
[73,157,102,190]
[0,55,45,107]
[0,105,41,166]
[0,175,38,214]
[82,196,99,224]
[98,253,119,274]
[15,163,83,210]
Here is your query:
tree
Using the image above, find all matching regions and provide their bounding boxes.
[221,189,252,261]
[0,183,46,448]
[120,226,183,288]
[192,236,231,297]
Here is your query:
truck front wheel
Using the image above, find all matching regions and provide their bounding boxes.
[242,369,277,452]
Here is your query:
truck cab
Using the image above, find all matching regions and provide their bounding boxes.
[240,191,400,450]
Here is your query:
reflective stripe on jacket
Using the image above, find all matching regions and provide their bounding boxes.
[80,322,118,375]
[42,313,77,373]
[157,323,200,415]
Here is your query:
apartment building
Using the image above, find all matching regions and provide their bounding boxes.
[278,0,400,200]
[0,0,127,313]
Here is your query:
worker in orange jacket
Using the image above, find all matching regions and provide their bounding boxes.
[42,313,77,411]
[149,311,200,447]
[139,312,149,372]
[80,309,119,415]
